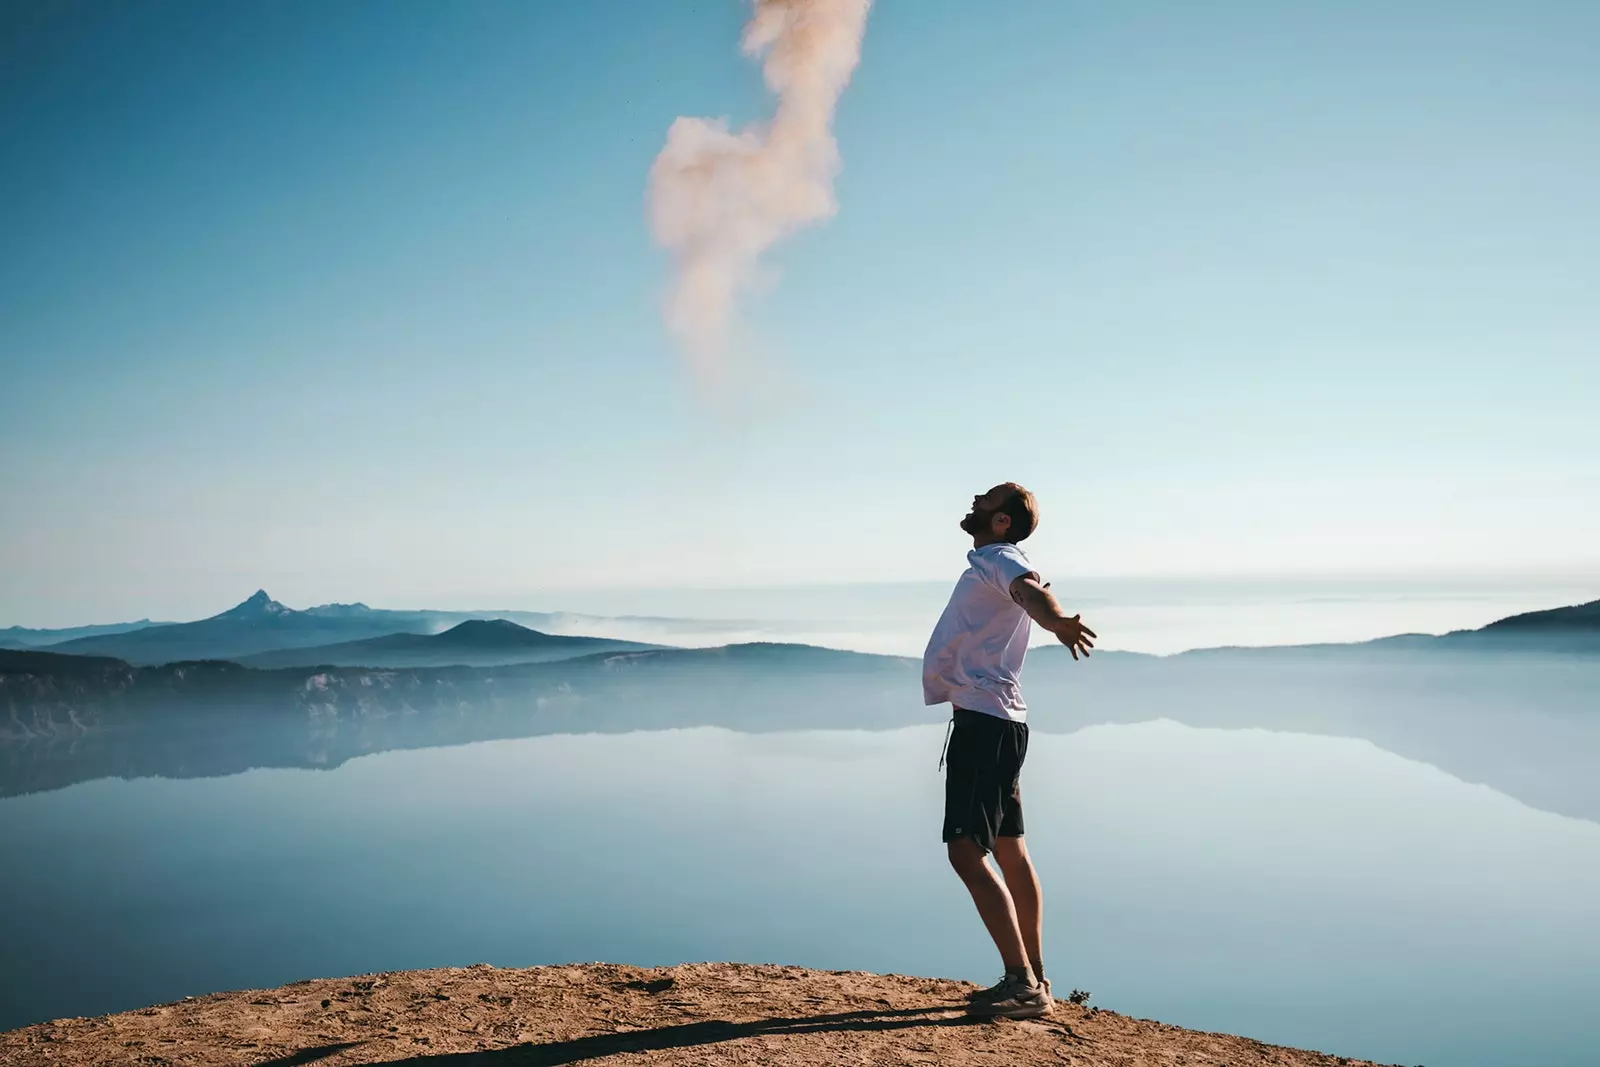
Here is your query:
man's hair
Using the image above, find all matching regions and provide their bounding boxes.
[999,483,1038,542]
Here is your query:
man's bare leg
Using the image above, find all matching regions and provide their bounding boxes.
[947,837,1032,979]
[993,835,1044,982]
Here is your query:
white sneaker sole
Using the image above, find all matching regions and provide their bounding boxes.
[969,995,1053,1019]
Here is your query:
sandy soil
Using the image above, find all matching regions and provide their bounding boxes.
[1,962,1404,1067]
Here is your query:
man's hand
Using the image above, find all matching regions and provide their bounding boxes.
[1050,613,1096,660]
[1010,575,1097,661]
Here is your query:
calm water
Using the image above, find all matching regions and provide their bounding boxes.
[3,722,1596,1067]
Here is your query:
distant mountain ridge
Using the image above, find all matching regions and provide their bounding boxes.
[1195,597,1600,657]
[1482,599,1600,631]
[0,619,166,649]
[238,618,659,669]
[15,590,1600,666]
[25,592,736,666]
[37,592,679,666]
[40,591,437,665]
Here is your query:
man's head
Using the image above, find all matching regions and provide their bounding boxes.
[960,483,1038,546]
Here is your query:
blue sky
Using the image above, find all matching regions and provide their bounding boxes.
[2,1,1597,625]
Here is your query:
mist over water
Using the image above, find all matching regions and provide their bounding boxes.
[520,576,1599,655]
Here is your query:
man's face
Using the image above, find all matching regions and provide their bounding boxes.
[960,485,1014,538]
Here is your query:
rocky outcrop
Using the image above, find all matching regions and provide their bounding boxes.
[0,962,1390,1066]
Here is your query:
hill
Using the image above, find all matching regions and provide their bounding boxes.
[1179,596,1600,658]
[237,618,659,668]
[1420,596,1600,653]
[38,591,446,664]
[1479,597,1600,632]
[29,592,730,665]
[0,962,1380,1066]
[0,618,163,648]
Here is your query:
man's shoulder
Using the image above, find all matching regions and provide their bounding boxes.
[962,544,1036,598]
[972,542,1034,571]
[970,542,1031,560]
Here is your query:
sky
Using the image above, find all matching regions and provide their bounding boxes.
[2,0,1597,626]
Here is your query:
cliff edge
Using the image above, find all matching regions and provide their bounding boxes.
[0,962,1399,1066]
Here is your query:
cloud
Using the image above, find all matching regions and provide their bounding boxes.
[648,0,871,388]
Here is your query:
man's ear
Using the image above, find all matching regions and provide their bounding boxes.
[992,511,1012,535]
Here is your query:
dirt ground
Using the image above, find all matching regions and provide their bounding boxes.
[1,962,1402,1067]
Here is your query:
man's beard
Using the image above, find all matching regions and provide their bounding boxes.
[960,508,992,535]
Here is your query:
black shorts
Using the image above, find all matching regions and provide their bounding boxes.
[941,707,1029,854]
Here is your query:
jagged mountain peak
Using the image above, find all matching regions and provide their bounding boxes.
[218,590,294,619]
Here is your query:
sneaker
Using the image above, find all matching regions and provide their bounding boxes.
[970,974,1052,1004]
[966,974,1052,1019]
[967,975,1012,1003]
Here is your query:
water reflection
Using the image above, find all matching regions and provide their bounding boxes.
[7,648,1598,826]
[2,722,1596,1067]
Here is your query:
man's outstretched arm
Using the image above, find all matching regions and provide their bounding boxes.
[1010,575,1096,660]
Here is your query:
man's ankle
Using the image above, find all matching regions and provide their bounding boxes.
[1004,964,1037,987]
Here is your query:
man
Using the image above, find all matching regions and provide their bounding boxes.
[923,482,1095,1019]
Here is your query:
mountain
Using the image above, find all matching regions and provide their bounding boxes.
[1423,598,1600,653]
[1182,597,1600,658]
[0,619,165,648]
[29,593,732,665]
[41,591,463,665]
[237,618,659,668]
[1480,598,1600,632]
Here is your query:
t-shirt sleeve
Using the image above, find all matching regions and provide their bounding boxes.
[978,545,1037,596]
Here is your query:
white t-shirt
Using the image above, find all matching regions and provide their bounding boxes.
[922,542,1038,722]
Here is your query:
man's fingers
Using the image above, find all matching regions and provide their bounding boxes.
[1069,645,1079,661]
[1082,625,1097,639]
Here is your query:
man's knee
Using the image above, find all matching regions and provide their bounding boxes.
[992,835,1038,878]
[992,834,1027,859]
[947,836,991,879]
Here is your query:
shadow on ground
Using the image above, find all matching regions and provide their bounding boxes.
[255,1043,365,1066]
[357,1004,1002,1065]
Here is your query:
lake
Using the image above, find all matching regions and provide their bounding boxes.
[3,719,1596,1067]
